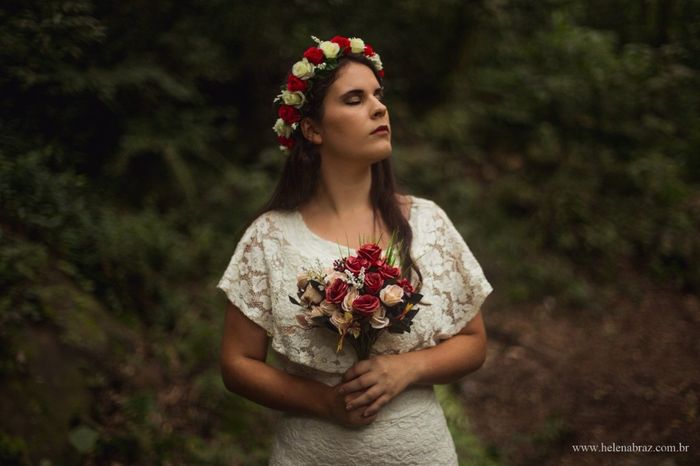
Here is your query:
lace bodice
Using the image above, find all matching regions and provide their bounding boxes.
[217,195,492,376]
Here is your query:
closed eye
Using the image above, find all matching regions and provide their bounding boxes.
[342,88,385,105]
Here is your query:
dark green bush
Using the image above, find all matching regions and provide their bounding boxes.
[1,0,698,464]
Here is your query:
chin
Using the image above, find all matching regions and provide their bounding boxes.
[365,150,391,165]
[370,142,393,161]
[328,143,392,164]
[378,148,393,161]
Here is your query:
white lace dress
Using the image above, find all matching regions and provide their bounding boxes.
[217,195,493,466]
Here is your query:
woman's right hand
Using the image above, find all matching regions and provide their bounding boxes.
[324,383,378,427]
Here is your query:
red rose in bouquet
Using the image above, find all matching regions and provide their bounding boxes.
[289,235,424,360]
[345,255,369,275]
[378,262,401,280]
[357,243,382,264]
[326,278,349,304]
[363,272,384,295]
[396,277,414,295]
[352,294,381,316]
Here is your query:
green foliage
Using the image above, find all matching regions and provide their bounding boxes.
[1,0,699,463]
[68,426,99,454]
[436,385,503,466]
[416,1,700,302]
[0,432,30,466]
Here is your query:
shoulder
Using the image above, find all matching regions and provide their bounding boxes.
[247,210,275,230]
[236,209,292,246]
[229,209,297,265]
[402,195,448,222]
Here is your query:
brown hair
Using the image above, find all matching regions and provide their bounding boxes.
[248,54,423,289]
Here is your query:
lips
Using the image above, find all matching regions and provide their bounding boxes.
[371,125,389,135]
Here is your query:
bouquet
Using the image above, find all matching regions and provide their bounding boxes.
[290,239,423,360]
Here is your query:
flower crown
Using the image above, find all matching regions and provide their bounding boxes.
[272,35,384,154]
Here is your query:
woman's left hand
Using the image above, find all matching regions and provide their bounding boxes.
[338,354,416,417]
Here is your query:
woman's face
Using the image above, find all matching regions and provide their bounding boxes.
[313,61,391,162]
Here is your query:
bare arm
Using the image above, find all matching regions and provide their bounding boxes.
[401,310,487,385]
[220,302,377,426]
[339,311,487,416]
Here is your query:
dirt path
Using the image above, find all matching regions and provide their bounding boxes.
[460,281,699,465]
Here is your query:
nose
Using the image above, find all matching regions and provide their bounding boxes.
[371,96,387,119]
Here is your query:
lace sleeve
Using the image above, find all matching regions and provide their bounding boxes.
[216,218,274,335]
[429,204,493,342]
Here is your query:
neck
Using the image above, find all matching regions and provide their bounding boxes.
[310,155,374,217]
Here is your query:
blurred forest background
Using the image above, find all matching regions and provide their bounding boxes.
[1,0,699,465]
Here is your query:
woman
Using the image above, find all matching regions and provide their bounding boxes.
[217,35,492,465]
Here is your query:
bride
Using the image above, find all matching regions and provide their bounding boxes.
[217,35,492,465]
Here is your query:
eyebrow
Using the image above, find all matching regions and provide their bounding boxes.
[339,87,384,99]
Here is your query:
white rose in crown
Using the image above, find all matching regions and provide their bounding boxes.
[319,41,340,59]
[379,285,404,306]
[369,53,383,70]
[350,37,365,53]
[281,90,305,108]
[292,58,315,79]
[274,118,293,137]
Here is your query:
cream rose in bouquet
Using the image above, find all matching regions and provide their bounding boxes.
[290,239,423,360]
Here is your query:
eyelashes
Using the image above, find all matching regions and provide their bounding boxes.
[345,92,385,105]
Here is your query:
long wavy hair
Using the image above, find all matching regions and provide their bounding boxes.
[246,54,423,289]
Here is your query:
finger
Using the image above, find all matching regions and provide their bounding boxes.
[343,359,373,382]
[363,394,391,417]
[344,391,373,407]
[341,363,359,383]
[341,367,358,383]
[343,391,363,403]
[339,373,375,395]
[348,405,377,425]
[341,369,353,383]
[346,386,382,410]
[341,370,378,394]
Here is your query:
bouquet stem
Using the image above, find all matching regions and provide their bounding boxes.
[349,327,380,361]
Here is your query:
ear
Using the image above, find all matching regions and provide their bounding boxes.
[300,117,322,145]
